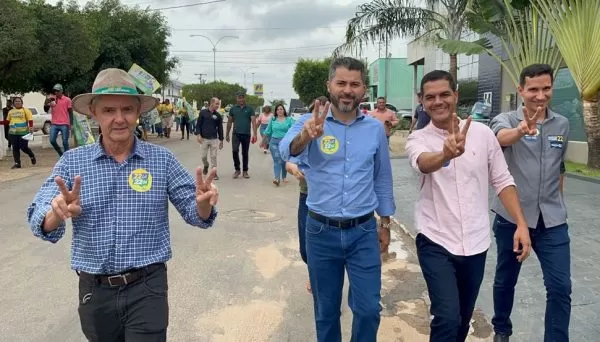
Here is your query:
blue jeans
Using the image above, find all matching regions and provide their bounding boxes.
[269,138,286,180]
[306,215,381,342]
[492,214,571,341]
[416,233,487,342]
[297,193,308,263]
[50,124,69,156]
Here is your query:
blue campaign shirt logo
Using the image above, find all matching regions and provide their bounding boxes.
[548,135,564,149]
[442,160,451,167]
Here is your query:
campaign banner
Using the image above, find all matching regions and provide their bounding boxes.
[254,83,264,98]
[72,112,95,146]
[128,63,161,95]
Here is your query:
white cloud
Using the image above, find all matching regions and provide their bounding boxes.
[48,0,411,103]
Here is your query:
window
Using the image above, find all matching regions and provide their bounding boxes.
[550,68,586,142]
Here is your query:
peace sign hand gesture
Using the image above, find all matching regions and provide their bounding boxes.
[195,167,219,219]
[442,113,472,161]
[520,106,541,135]
[51,176,82,220]
[302,99,330,140]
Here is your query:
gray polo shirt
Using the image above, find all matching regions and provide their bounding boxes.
[490,106,569,228]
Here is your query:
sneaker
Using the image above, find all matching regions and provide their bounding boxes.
[11,164,21,169]
[233,170,241,179]
[203,166,209,175]
[243,171,250,179]
[31,156,37,165]
[273,179,280,186]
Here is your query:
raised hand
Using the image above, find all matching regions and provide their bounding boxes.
[302,99,330,139]
[195,167,218,218]
[521,106,541,135]
[442,113,472,161]
[51,176,82,220]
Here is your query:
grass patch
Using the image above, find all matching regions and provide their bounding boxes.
[565,161,600,178]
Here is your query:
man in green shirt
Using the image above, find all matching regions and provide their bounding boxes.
[226,92,257,178]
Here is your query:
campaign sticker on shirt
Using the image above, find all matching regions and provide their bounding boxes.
[548,135,564,149]
[523,126,540,142]
[442,160,451,167]
[319,135,339,155]
[128,168,153,192]
[212,114,218,120]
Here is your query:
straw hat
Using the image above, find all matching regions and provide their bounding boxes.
[72,68,159,117]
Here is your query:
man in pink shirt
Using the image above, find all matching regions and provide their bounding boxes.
[406,70,532,342]
[368,97,398,143]
[45,84,73,157]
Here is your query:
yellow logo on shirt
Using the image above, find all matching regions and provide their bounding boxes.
[128,168,153,192]
[320,135,339,155]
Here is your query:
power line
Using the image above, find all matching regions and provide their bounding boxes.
[146,0,225,11]
[171,44,339,53]
[171,26,346,31]
[178,59,297,65]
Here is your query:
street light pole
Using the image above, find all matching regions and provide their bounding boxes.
[190,34,239,82]
[237,67,256,90]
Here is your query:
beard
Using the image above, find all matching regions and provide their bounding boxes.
[330,93,360,114]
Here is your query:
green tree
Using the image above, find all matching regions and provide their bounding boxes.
[334,0,478,81]
[457,79,478,107]
[26,0,99,94]
[269,98,287,107]
[533,0,600,168]
[0,0,41,93]
[182,81,266,109]
[292,58,331,105]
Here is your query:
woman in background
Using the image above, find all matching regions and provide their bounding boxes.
[264,104,294,186]
[3,97,36,169]
[256,105,273,154]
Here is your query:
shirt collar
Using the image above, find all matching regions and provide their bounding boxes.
[92,136,146,160]
[515,105,555,121]
[325,108,366,123]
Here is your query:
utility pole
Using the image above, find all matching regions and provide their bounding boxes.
[384,36,389,99]
[194,73,207,84]
[190,34,239,82]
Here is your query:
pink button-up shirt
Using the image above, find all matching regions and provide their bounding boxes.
[369,109,399,136]
[405,120,515,256]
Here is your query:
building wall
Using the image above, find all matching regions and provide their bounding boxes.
[369,58,423,110]
[477,34,504,115]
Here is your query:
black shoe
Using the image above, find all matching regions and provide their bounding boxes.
[203,166,209,175]
[11,164,21,169]
[494,334,509,342]
[31,156,37,165]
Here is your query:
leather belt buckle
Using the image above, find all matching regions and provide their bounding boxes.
[107,273,131,287]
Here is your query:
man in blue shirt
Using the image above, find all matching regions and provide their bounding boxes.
[409,92,430,133]
[27,68,219,342]
[280,57,395,342]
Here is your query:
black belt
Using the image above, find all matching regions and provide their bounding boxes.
[78,263,165,287]
[308,210,373,229]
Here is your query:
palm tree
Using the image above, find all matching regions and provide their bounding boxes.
[334,0,475,81]
[437,0,562,87]
[533,0,600,169]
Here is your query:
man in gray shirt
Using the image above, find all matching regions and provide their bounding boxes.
[489,64,570,342]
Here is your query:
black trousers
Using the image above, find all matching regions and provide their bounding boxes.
[9,134,34,165]
[180,117,190,139]
[232,133,250,172]
[78,263,169,342]
[416,233,487,342]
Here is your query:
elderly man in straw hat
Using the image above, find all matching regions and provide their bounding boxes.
[27,68,219,342]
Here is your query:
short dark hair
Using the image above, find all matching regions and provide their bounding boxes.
[519,63,554,86]
[329,57,366,84]
[420,70,457,94]
[376,96,385,101]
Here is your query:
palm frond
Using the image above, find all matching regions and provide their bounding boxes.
[533,0,600,100]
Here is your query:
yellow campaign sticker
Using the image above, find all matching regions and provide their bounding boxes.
[128,168,153,192]
[320,135,339,155]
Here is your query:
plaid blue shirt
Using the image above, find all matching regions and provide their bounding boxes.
[27,138,217,274]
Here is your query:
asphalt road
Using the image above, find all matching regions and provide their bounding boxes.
[1,137,496,342]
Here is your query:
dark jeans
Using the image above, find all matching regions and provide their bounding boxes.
[232,133,250,172]
[3,124,10,148]
[492,214,571,341]
[297,193,308,263]
[306,215,381,342]
[78,264,169,342]
[416,233,487,342]
[50,124,69,156]
[180,117,190,139]
[9,134,34,166]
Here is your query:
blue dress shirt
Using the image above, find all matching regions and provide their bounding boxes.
[27,138,217,274]
[279,111,395,219]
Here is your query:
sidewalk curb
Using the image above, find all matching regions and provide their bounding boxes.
[566,172,600,184]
